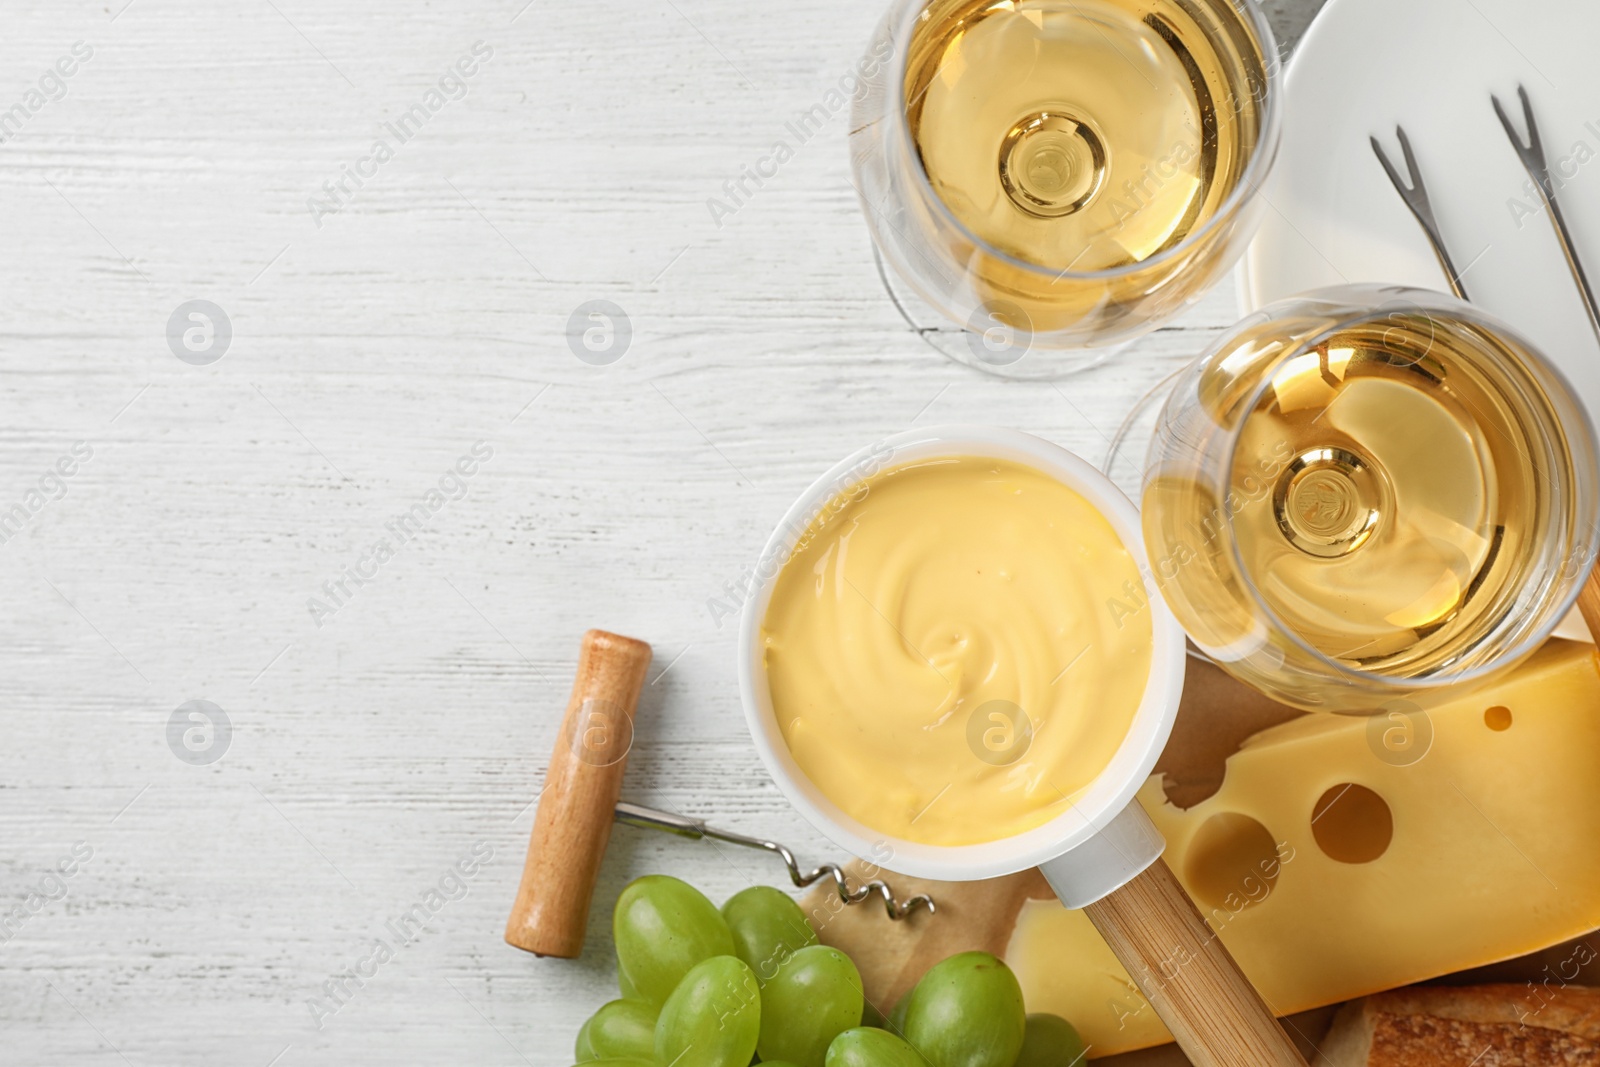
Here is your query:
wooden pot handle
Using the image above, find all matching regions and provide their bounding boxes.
[504,629,653,958]
[1083,858,1308,1067]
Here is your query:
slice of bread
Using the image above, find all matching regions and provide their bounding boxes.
[1320,983,1600,1065]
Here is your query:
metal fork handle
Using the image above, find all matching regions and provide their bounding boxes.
[1494,85,1600,345]
[613,801,936,920]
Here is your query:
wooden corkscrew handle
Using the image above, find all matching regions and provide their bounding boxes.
[504,629,653,958]
[1084,859,1308,1067]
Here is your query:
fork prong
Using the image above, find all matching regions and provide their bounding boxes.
[1491,92,1521,148]
[1492,92,1533,162]
[1493,84,1548,171]
[1370,126,1469,300]
[1371,134,1411,196]
[1395,127,1419,181]
[1395,126,1434,213]
[1518,84,1543,158]
[1496,84,1600,345]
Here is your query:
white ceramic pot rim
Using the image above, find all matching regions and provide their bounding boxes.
[737,425,1187,883]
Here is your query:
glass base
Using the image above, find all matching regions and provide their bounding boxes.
[873,246,1127,381]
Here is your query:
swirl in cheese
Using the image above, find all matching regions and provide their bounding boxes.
[761,456,1152,846]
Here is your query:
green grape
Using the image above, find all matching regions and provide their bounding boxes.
[1015,1013,1089,1066]
[900,952,1026,1067]
[825,1027,931,1067]
[568,1059,653,1067]
[860,997,889,1030]
[757,945,864,1067]
[721,885,819,983]
[576,999,657,1062]
[618,965,641,1001]
[887,992,910,1036]
[574,1014,597,1062]
[614,875,735,1007]
[655,955,761,1067]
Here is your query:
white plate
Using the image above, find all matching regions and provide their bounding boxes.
[1239,0,1600,641]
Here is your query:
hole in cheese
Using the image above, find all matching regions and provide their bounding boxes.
[1311,783,1393,864]
[1484,705,1513,731]
[1183,812,1281,912]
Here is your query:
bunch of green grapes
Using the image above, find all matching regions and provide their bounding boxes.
[570,875,1089,1067]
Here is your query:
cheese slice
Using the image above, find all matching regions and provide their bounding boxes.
[1007,640,1600,1057]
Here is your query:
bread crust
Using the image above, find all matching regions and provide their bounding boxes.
[1321,983,1600,1065]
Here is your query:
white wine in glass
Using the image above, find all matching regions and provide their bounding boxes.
[851,0,1280,372]
[1143,286,1600,713]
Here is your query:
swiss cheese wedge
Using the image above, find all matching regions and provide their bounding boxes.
[1008,639,1600,1057]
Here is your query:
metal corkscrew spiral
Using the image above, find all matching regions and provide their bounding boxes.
[614,802,936,920]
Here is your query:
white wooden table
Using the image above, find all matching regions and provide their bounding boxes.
[0,1,1323,1062]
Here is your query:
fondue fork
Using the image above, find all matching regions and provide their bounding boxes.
[1487,84,1600,641]
[1372,88,1600,339]
[1371,125,1471,300]
[1492,84,1600,345]
[1370,99,1600,644]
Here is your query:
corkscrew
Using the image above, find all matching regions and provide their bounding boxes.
[613,801,936,920]
[505,631,934,962]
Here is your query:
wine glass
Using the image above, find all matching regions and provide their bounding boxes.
[1142,284,1600,714]
[848,0,1282,378]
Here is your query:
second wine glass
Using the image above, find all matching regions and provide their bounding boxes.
[1142,285,1600,714]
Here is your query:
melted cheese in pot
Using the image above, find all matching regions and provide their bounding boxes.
[761,456,1153,846]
